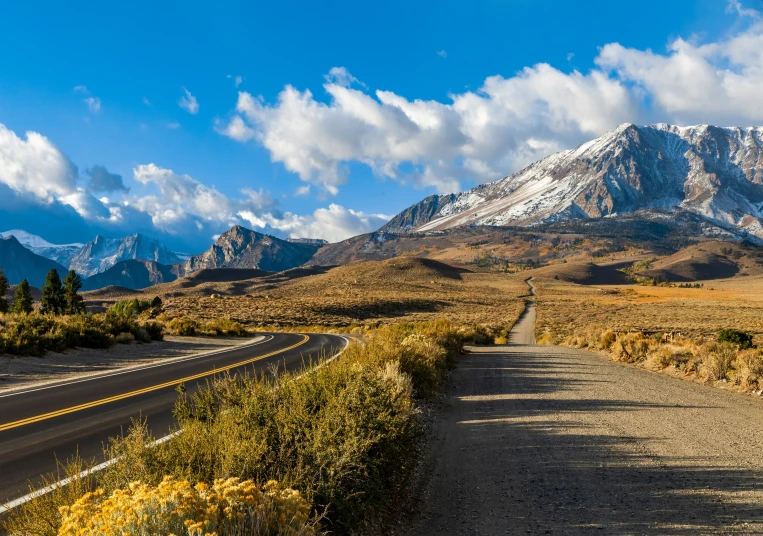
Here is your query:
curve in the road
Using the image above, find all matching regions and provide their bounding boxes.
[0,332,347,508]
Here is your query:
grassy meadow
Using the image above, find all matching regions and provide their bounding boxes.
[534,274,763,392]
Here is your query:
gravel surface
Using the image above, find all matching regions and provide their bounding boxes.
[406,342,763,535]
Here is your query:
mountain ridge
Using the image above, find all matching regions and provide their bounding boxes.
[0,236,70,287]
[178,225,322,275]
[381,123,763,242]
[71,233,183,277]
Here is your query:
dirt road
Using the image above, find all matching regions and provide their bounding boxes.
[507,279,535,345]
[407,297,763,534]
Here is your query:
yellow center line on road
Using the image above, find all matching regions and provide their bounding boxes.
[0,335,309,432]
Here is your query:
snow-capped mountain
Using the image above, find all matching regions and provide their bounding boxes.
[381,123,763,241]
[70,233,183,277]
[0,229,84,268]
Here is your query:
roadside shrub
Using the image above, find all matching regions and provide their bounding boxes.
[167,317,200,336]
[203,318,248,337]
[734,349,763,389]
[654,345,692,369]
[536,331,554,345]
[611,333,650,363]
[135,327,152,343]
[701,342,737,381]
[600,329,617,350]
[0,456,95,536]
[0,312,164,356]
[493,334,508,344]
[718,328,754,349]
[114,332,134,344]
[142,321,164,341]
[58,477,314,536]
[108,297,162,318]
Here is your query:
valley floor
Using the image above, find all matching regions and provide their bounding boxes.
[406,343,763,535]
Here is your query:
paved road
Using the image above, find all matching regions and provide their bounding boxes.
[407,293,763,534]
[0,332,346,507]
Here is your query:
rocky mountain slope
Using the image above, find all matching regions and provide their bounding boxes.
[81,259,181,291]
[382,124,763,242]
[178,226,322,275]
[70,233,182,277]
[0,230,83,267]
[0,236,69,287]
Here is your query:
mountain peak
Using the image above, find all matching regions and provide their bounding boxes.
[381,123,763,242]
[180,225,322,275]
[70,233,182,277]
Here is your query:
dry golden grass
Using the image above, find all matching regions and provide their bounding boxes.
[534,275,763,346]
[89,258,529,333]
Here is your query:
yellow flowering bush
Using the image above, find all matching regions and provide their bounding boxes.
[58,476,314,536]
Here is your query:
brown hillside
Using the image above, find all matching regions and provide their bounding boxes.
[636,241,763,281]
[528,262,632,285]
[87,257,527,329]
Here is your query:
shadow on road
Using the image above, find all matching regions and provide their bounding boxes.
[408,345,763,535]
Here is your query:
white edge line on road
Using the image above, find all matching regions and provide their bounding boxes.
[0,334,353,515]
[0,335,272,400]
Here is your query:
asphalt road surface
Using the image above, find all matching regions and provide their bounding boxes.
[0,332,346,507]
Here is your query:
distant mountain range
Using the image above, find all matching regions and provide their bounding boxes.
[382,124,763,242]
[81,259,181,291]
[0,230,84,267]
[70,234,182,277]
[0,236,69,288]
[4,123,763,292]
[0,230,183,278]
[0,227,326,292]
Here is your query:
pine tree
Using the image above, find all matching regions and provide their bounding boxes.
[40,268,64,315]
[0,267,8,313]
[12,279,34,314]
[63,270,85,315]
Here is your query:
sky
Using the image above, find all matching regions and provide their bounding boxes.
[1,0,763,253]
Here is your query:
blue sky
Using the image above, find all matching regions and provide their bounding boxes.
[1,0,762,252]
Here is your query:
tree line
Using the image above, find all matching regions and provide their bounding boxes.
[0,268,85,315]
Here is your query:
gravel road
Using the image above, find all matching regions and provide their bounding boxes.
[407,310,763,533]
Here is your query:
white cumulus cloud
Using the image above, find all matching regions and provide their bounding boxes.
[178,87,199,114]
[217,6,763,197]
[0,124,79,202]
[239,203,390,243]
[0,121,387,245]
[84,96,101,113]
[218,65,636,196]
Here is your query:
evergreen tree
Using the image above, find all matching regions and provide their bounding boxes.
[63,270,85,315]
[0,267,8,313]
[12,279,34,314]
[40,268,64,315]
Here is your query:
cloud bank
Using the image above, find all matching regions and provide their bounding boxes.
[0,122,387,249]
[219,6,763,196]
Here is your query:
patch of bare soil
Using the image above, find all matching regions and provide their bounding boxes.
[0,336,251,393]
[406,344,763,534]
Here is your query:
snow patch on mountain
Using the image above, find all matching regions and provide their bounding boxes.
[0,230,84,267]
[384,123,763,242]
[70,233,183,277]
